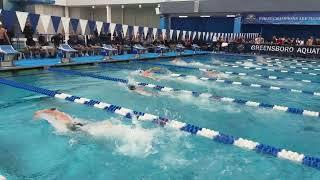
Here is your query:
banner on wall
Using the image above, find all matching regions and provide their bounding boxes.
[242,44,320,58]
[242,12,320,25]
[96,21,103,35]
[144,27,149,38]
[152,28,157,39]
[16,11,28,32]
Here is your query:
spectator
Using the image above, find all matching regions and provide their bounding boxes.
[51,33,64,47]
[306,37,314,46]
[23,21,34,39]
[0,22,10,45]
[39,35,55,57]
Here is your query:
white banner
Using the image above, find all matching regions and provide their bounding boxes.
[61,17,70,34]
[192,31,197,40]
[162,29,166,39]
[133,26,139,37]
[122,24,128,37]
[176,30,180,39]
[16,11,29,32]
[143,27,149,38]
[153,28,158,39]
[170,29,174,40]
[182,31,186,40]
[96,21,103,35]
[79,19,88,35]
[206,32,209,40]
[198,32,201,39]
[37,15,51,34]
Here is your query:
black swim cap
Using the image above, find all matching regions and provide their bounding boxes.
[50,108,57,111]
[128,85,136,90]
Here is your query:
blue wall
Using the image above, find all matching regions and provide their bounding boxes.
[242,24,320,40]
[171,17,235,32]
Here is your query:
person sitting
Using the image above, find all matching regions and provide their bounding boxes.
[38,35,55,58]
[51,33,64,47]
[0,23,10,45]
[87,34,102,55]
[25,37,40,58]
[68,34,87,56]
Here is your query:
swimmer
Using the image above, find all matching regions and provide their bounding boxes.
[34,108,85,131]
[171,58,185,64]
[139,67,167,80]
[127,84,155,97]
[200,69,226,78]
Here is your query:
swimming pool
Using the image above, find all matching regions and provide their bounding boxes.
[1,54,320,179]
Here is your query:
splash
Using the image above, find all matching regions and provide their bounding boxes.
[80,119,160,158]
[35,112,161,158]
[171,60,213,69]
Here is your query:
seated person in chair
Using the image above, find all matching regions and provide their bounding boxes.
[68,35,86,56]
[26,37,40,58]
[38,35,55,57]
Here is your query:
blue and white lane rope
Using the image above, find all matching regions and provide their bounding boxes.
[141,62,320,84]
[48,68,320,118]
[235,61,320,72]
[0,77,320,170]
[212,62,320,77]
[107,63,320,97]
[263,57,320,67]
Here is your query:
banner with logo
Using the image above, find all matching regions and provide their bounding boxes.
[242,12,320,25]
[228,43,320,58]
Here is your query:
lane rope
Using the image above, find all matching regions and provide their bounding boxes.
[264,57,320,67]
[48,68,320,118]
[101,62,320,98]
[140,62,320,84]
[0,77,320,170]
[213,62,320,77]
[235,60,320,72]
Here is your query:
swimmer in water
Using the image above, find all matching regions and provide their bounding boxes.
[127,84,155,97]
[171,58,185,64]
[200,69,226,78]
[139,67,168,80]
[34,108,85,131]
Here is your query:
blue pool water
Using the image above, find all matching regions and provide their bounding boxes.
[1,54,320,179]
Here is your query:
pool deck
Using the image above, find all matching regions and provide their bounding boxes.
[0,50,210,72]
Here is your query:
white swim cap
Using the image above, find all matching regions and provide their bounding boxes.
[0,175,7,180]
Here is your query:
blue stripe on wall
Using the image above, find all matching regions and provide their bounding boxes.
[171,17,234,32]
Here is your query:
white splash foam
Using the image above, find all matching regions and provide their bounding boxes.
[81,119,159,158]
[171,60,213,69]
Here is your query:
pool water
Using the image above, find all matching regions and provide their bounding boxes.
[1,54,320,179]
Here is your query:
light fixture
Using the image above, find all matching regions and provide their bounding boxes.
[200,15,210,18]
[121,5,124,9]
[139,4,142,8]
[157,4,160,8]
[179,16,188,18]
[92,6,95,9]
[226,14,236,17]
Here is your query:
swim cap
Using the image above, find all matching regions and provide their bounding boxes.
[128,85,136,90]
[50,108,57,111]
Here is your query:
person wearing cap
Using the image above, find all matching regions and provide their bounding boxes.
[0,22,10,45]
[34,108,84,131]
